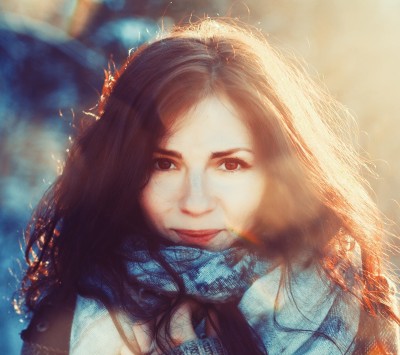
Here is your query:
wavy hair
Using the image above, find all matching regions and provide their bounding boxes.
[20,18,398,354]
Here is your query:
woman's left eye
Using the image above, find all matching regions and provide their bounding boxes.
[218,159,249,171]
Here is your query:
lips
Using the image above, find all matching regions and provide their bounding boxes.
[172,229,221,246]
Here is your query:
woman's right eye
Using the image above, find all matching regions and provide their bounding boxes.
[153,158,177,171]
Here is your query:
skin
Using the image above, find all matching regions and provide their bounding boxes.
[140,95,267,251]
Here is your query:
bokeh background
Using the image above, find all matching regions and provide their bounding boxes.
[1,0,399,352]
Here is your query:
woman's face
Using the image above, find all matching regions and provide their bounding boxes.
[140,96,266,250]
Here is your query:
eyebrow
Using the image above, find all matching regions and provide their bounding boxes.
[154,148,253,159]
[210,148,253,159]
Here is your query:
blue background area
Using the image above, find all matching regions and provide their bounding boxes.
[0,12,158,353]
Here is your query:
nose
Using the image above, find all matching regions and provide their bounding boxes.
[179,170,215,216]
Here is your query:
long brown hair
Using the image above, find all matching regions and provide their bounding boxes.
[20,18,398,353]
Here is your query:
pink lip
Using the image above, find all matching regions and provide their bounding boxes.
[173,229,221,245]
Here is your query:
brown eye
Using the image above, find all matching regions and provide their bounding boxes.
[224,161,239,170]
[218,158,250,172]
[154,158,175,170]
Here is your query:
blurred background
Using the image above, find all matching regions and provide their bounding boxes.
[1,0,399,352]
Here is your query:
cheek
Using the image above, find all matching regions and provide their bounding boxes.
[212,171,266,227]
[140,174,180,224]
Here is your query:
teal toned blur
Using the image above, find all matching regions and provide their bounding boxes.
[1,1,399,353]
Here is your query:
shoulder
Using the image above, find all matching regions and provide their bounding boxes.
[69,295,127,354]
[21,294,127,355]
[354,275,400,354]
[338,241,400,353]
[20,295,76,354]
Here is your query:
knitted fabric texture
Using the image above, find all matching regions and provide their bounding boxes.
[70,245,398,354]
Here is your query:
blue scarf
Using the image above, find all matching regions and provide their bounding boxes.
[71,245,362,354]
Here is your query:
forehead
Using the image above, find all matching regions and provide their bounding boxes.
[159,95,254,150]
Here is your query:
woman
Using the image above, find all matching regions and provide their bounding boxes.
[19,19,399,354]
